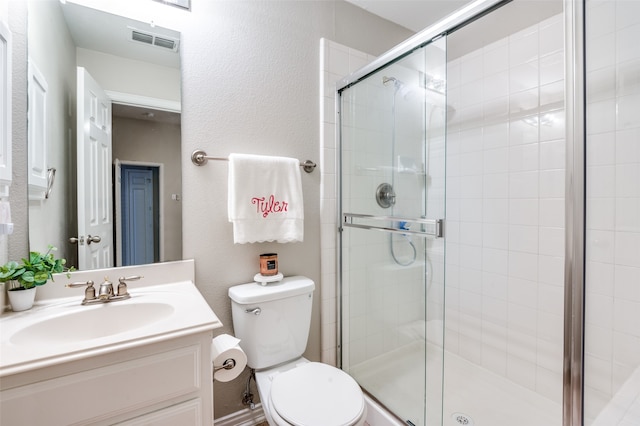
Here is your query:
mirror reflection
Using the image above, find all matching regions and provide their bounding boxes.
[27,0,182,270]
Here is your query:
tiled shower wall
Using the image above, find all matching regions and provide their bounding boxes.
[444,12,566,402]
[584,0,640,424]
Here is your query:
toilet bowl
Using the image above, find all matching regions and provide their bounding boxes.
[255,358,366,426]
[228,276,367,426]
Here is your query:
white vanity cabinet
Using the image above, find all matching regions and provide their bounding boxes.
[0,332,214,425]
[0,261,222,426]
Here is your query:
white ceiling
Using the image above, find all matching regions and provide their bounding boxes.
[61,1,181,69]
[347,0,563,60]
[345,0,471,32]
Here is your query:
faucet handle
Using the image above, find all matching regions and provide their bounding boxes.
[66,280,94,288]
[118,275,143,282]
[116,275,143,297]
[66,280,96,304]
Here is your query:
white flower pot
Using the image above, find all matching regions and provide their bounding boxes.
[7,286,37,312]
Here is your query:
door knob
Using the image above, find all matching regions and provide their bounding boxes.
[69,236,85,245]
[87,235,101,245]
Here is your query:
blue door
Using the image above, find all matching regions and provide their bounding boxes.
[121,165,159,266]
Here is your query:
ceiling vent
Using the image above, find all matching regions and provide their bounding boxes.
[129,28,179,52]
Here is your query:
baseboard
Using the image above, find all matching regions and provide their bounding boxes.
[214,404,266,426]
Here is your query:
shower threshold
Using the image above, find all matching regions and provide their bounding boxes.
[349,340,561,426]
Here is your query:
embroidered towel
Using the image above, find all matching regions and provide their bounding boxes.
[228,153,304,244]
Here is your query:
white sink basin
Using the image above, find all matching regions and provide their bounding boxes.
[0,279,221,377]
[10,302,175,345]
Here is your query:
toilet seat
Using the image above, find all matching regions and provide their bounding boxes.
[268,362,365,426]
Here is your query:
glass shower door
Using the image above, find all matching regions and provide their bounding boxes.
[584,0,640,424]
[339,38,447,426]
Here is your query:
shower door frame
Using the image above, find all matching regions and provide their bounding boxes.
[335,0,587,425]
[563,1,585,425]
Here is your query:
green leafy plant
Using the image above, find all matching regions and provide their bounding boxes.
[0,245,75,290]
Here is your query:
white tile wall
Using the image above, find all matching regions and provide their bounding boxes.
[585,0,640,424]
[445,12,565,405]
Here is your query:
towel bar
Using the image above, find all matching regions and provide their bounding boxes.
[191,150,316,173]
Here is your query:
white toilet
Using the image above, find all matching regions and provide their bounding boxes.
[229,276,366,426]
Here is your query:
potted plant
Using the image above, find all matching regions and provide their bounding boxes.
[0,245,74,312]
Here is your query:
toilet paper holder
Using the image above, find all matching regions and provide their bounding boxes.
[214,358,237,372]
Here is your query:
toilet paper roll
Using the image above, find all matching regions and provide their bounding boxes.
[211,334,247,382]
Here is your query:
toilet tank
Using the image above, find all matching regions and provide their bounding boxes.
[228,276,315,370]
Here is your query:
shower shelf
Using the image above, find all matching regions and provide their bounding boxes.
[342,213,443,238]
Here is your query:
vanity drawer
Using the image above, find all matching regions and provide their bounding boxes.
[0,344,202,426]
[115,398,203,425]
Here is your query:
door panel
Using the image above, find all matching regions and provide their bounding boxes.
[122,166,156,266]
[76,67,113,270]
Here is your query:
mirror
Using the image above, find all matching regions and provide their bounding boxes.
[27,0,182,270]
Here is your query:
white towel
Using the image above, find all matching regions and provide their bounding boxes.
[228,153,304,244]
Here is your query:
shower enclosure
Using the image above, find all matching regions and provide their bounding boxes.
[335,0,640,425]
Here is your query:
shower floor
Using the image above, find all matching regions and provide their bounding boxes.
[351,340,562,426]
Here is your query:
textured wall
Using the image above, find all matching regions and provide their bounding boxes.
[6,0,28,264]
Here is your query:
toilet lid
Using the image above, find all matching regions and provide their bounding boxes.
[270,362,364,426]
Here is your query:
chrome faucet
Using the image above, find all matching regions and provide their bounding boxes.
[98,277,114,300]
[67,276,142,305]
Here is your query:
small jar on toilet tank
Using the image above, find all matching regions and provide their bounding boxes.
[259,253,278,276]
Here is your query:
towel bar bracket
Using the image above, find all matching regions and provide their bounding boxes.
[301,160,316,173]
[191,149,316,173]
[191,149,219,166]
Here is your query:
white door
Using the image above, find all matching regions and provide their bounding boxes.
[75,67,113,270]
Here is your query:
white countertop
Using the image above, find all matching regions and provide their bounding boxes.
[0,261,222,377]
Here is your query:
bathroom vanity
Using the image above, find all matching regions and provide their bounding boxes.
[0,260,221,425]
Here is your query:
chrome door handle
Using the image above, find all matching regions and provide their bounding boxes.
[87,235,101,245]
[245,307,261,315]
[69,236,85,245]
